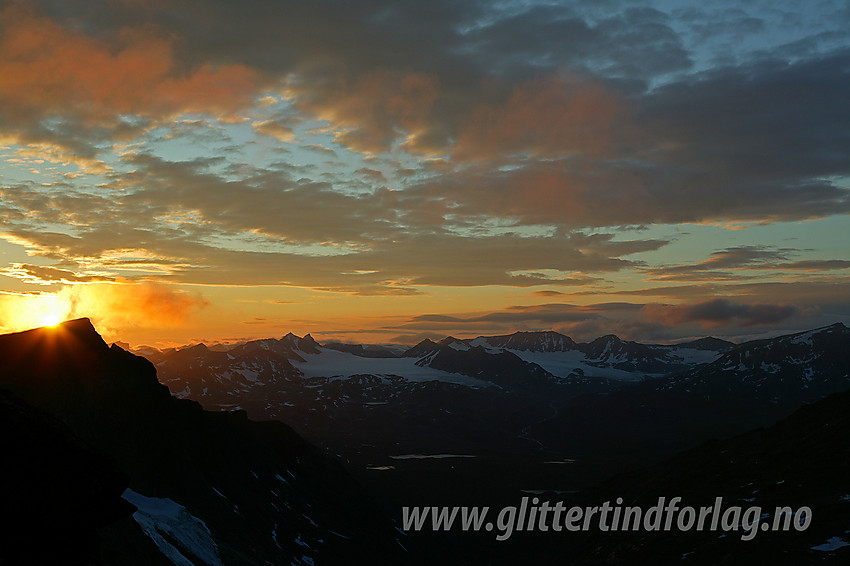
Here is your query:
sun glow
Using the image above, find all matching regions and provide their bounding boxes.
[38,309,63,327]
[0,292,70,332]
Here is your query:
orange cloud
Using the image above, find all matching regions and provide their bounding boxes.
[0,281,207,340]
[289,69,439,154]
[452,74,624,161]
[56,281,208,335]
[0,2,258,123]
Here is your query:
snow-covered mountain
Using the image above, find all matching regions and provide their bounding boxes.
[524,322,850,471]
[403,331,731,382]
[147,329,735,407]
[659,322,850,401]
[143,325,849,478]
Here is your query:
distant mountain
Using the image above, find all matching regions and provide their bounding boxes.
[402,338,443,358]
[144,323,850,559]
[0,319,402,565]
[661,323,850,404]
[403,330,731,381]
[470,330,578,352]
[673,336,736,351]
[403,337,555,388]
[526,323,850,467]
[321,341,403,358]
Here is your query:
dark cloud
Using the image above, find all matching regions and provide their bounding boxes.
[774,260,850,271]
[643,246,792,281]
[385,296,832,343]
[643,298,800,327]
[1,162,668,294]
[533,290,567,297]
[643,246,850,282]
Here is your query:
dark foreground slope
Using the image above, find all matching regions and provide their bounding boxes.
[570,387,850,565]
[0,319,402,565]
[423,386,850,565]
[0,388,145,566]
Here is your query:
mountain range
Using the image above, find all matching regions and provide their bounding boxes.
[2,319,848,564]
[0,319,402,565]
[145,324,850,510]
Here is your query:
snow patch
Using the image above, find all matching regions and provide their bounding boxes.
[292,347,489,386]
[812,537,849,552]
[122,489,222,566]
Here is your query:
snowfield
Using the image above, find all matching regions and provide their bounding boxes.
[292,347,492,387]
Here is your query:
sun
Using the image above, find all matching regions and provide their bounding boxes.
[0,292,71,333]
[30,295,69,329]
[38,310,63,327]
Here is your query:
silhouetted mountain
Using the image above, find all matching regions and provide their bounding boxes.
[279,332,321,354]
[673,336,736,351]
[403,338,442,358]
[0,319,402,565]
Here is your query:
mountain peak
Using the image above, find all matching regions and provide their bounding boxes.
[403,338,441,357]
[0,318,109,353]
[589,334,623,345]
[278,332,320,354]
[475,330,577,352]
[674,336,736,351]
[59,317,104,342]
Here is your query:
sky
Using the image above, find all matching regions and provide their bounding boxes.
[0,0,849,347]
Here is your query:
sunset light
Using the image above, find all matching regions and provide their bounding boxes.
[0,0,847,348]
[0,293,69,332]
[1,2,849,565]
[37,310,62,328]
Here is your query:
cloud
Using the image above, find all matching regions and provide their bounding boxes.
[2,0,850,346]
[642,246,850,282]
[2,152,673,294]
[642,246,792,281]
[0,263,112,285]
[773,260,850,271]
[533,290,567,297]
[643,298,800,327]
[287,69,440,154]
[0,2,258,125]
[61,280,208,329]
[452,74,624,161]
[0,280,206,335]
[252,120,295,143]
